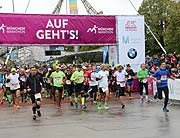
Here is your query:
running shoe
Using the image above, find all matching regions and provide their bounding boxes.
[104,102,109,110]
[129,97,132,100]
[13,105,17,109]
[37,110,41,117]
[57,105,61,109]
[33,114,37,120]
[98,103,102,110]
[16,105,21,109]
[75,103,78,109]
[154,92,158,99]
[122,104,125,109]
[93,101,97,105]
[81,104,86,110]
[163,108,169,112]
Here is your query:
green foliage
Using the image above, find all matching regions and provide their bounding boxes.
[164,1,180,53]
[138,0,179,55]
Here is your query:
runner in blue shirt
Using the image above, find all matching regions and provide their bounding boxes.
[153,62,174,112]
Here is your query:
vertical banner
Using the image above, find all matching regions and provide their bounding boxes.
[103,47,108,63]
[118,16,145,71]
[108,46,118,67]
[69,0,78,14]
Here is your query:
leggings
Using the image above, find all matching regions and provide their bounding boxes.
[157,86,169,108]
[139,82,148,96]
[30,94,41,114]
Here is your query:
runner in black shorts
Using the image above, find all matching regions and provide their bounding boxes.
[65,68,74,106]
[27,67,44,120]
[113,65,126,109]
[50,66,66,109]
[19,68,28,103]
[71,65,86,110]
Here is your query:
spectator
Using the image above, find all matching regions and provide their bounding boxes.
[176,54,180,64]
[145,55,152,67]
[153,54,159,66]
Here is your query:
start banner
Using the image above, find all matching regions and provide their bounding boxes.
[0,13,116,45]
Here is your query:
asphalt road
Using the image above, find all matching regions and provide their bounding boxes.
[0,99,179,138]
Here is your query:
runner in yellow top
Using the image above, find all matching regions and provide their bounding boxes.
[50,66,66,109]
[70,65,86,110]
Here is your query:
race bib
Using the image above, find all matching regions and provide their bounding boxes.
[120,82,125,87]
[35,93,42,99]
[142,79,147,83]
[78,76,83,81]
[54,78,60,82]
[161,75,167,81]
[128,75,132,79]
[20,76,26,82]
[66,80,71,85]
[12,83,19,88]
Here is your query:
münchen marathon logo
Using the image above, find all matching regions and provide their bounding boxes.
[0,23,26,34]
[87,25,114,34]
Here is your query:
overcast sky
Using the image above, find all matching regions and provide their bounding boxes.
[0,0,143,15]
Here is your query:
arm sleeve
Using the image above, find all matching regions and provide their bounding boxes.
[40,75,45,87]
[131,69,135,76]
[153,70,158,78]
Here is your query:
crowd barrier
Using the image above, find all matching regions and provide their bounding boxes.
[159,79,180,101]
[134,77,180,101]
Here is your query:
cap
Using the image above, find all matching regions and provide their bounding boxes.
[11,68,16,72]
[31,67,37,71]
[55,66,60,69]
[115,64,121,68]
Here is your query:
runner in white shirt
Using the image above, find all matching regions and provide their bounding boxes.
[89,65,99,104]
[97,64,109,110]
[113,64,127,109]
[7,68,21,109]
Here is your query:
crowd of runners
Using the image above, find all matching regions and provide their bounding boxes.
[0,61,176,120]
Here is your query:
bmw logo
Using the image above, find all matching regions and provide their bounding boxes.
[127,48,137,59]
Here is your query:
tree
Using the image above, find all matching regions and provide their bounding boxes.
[138,0,173,55]
[164,1,180,53]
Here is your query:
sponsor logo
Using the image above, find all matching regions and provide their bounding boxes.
[0,23,26,34]
[0,24,6,33]
[125,20,137,31]
[87,25,114,34]
[127,48,137,59]
[122,36,129,44]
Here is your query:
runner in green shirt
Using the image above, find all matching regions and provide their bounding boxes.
[50,66,66,109]
[137,63,149,102]
[70,65,86,110]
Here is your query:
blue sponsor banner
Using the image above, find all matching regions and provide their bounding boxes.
[103,47,108,63]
